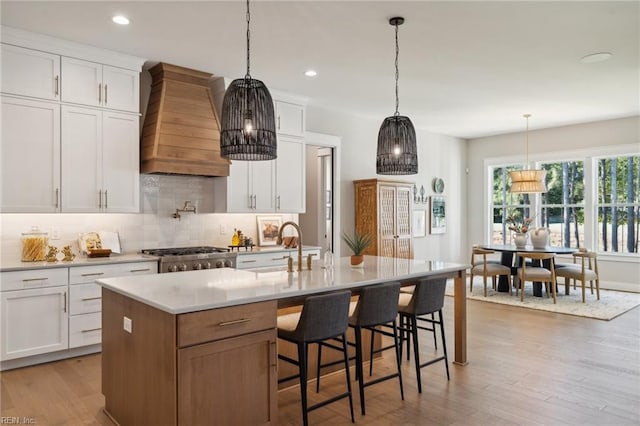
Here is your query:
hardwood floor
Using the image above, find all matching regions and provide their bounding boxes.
[2,296,639,425]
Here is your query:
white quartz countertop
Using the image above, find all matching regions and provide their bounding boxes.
[97,256,469,315]
[234,245,321,254]
[0,254,159,272]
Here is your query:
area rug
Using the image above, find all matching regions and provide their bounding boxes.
[446,280,640,321]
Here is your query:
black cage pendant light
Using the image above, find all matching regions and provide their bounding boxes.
[376,17,418,175]
[220,0,277,160]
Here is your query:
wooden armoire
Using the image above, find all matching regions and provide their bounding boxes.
[354,179,413,259]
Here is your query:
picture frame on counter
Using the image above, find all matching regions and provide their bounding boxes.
[430,196,446,234]
[257,216,283,246]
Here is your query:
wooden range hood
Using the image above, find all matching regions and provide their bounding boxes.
[140,62,230,176]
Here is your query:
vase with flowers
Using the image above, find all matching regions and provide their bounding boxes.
[506,211,534,249]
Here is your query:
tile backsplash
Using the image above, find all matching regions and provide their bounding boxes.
[1,174,296,260]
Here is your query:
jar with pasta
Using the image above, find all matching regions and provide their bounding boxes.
[21,227,48,262]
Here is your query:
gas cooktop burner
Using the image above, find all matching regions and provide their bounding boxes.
[141,246,229,256]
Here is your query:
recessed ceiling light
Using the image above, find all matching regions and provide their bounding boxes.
[112,15,130,25]
[304,70,317,77]
[580,52,612,64]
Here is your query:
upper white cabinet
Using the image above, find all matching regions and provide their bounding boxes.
[213,95,307,213]
[0,96,61,212]
[0,44,60,100]
[0,27,144,213]
[275,100,305,138]
[62,58,139,113]
[61,106,139,212]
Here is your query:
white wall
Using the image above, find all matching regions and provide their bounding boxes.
[306,105,468,263]
[466,116,640,291]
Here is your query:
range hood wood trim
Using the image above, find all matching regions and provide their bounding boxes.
[140,62,230,176]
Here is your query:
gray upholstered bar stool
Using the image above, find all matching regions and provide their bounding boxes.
[277,290,355,426]
[316,282,404,415]
[397,277,450,393]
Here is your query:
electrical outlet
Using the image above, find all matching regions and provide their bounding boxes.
[50,227,60,240]
[123,316,132,333]
[220,224,227,235]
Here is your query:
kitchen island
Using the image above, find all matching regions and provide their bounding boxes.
[98,255,468,425]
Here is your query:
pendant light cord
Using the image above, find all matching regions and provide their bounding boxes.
[394,22,400,116]
[245,0,251,79]
[524,114,531,167]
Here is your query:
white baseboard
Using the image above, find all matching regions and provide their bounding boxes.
[1,344,101,371]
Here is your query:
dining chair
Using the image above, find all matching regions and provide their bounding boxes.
[516,252,557,303]
[470,247,512,296]
[555,250,600,303]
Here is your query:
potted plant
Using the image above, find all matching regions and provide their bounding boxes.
[342,231,373,267]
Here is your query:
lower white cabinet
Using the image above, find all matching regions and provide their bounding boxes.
[69,312,101,348]
[236,247,321,270]
[1,285,68,361]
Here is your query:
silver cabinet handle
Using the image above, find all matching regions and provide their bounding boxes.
[130,268,150,273]
[81,327,102,333]
[240,259,257,263]
[81,296,102,301]
[98,83,102,104]
[55,188,59,209]
[55,75,59,96]
[277,195,281,210]
[218,318,251,327]
[98,190,102,208]
[104,84,108,104]
[22,277,48,282]
[253,194,257,209]
[272,256,289,260]
[81,272,105,277]
[104,190,108,209]
[277,115,281,130]
[63,291,67,313]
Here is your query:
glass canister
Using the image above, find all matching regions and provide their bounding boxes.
[21,227,48,262]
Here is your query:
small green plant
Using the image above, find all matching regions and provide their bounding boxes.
[342,231,373,256]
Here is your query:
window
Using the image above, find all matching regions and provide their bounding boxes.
[596,155,639,254]
[490,165,533,245]
[539,161,585,248]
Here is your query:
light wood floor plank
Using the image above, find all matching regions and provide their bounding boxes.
[1,296,639,425]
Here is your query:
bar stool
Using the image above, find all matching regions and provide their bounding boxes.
[277,290,355,426]
[316,282,404,415]
[397,277,450,393]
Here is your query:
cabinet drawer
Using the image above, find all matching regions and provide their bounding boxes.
[69,312,101,348]
[0,268,68,292]
[236,253,290,269]
[70,261,157,284]
[69,283,101,315]
[178,301,277,348]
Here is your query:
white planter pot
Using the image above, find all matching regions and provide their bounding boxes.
[514,233,528,249]
[530,228,550,249]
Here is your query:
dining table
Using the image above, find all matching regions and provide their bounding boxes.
[479,244,577,296]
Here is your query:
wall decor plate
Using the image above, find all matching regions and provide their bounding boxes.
[433,177,445,194]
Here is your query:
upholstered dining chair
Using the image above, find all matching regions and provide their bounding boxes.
[516,252,557,303]
[555,250,600,303]
[470,247,512,296]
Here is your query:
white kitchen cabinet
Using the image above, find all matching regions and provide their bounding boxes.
[1,285,68,361]
[69,312,101,348]
[0,96,61,212]
[224,159,276,212]
[276,137,305,213]
[61,57,139,113]
[236,247,321,270]
[275,100,305,138]
[0,44,60,100]
[61,105,139,212]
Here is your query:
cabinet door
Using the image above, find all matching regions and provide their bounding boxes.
[275,100,304,138]
[102,65,139,112]
[276,137,305,213]
[1,286,68,361]
[227,160,252,211]
[1,97,60,212]
[395,186,413,259]
[251,160,276,212]
[102,111,139,212]
[1,44,60,100]
[61,57,102,108]
[61,105,102,212]
[178,329,277,426]
[378,185,398,257]
[69,312,101,348]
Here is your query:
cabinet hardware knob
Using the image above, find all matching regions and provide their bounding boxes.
[218,318,251,327]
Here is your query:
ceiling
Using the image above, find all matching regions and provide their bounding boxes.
[1,1,638,139]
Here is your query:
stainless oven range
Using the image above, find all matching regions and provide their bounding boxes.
[141,246,236,273]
